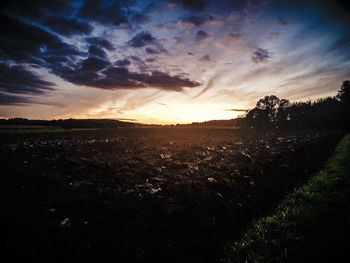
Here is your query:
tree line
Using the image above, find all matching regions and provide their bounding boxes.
[241,80,350,130]
[0,118,138,128]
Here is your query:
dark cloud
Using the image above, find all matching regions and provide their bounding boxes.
[130,13,150,24]
[130,56,142,62]
[115,59,131,67]
[86,37,115,51]
[80,57,111,71]
[174,36,183,43]
[252,48,271,63]
[50,64,100,88]
[179,14,214,26]
[199,54,211,62]
[43,56,69,65]
[174,0,207,10]
[128,31,156,47]
[79,0,129,25]
[145,47,167,54]
[0,14,82,65]
[0,63,54,96]
[187,52,194,55]
[128,56,147,70]
[131,70,200,91]
[145,58,156,63]
[51,59,200,91]
[44,16,93,36]
[2,0,75,20]
[196,30,209,41]
[145,48,159,54]
[48,53,111,88]
[50,52,200,91]
[127,56,146,69]
[0,92,33,105]
[229,33,242,39]
[96,67,145,89]
[88,45,107,59]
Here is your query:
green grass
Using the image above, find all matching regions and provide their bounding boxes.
[0,127,97,134]
[222,134,350,263]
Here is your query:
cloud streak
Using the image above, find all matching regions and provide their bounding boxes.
[251,48,271,63]
[0,63,54,96]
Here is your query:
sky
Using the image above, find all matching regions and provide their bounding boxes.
[0,0,349,124]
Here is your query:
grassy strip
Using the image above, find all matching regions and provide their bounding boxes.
[0,128,97,134]
[222,134,350,263]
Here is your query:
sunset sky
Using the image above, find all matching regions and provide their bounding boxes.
[0,0,349,124]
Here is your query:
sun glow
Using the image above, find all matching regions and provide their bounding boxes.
[86,102,241,124]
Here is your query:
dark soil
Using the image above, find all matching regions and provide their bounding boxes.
[0,128,344,263]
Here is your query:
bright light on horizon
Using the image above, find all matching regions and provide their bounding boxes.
[55,102,243,124]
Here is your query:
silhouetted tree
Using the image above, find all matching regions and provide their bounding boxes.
[242,80,350,130]
[337,80,350,104]
[245,95,290,128]
[336,80,350,129]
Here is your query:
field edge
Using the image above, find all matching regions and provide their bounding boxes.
[221,133,350,263]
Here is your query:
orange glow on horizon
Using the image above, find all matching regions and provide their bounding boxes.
[54,102,243,125]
